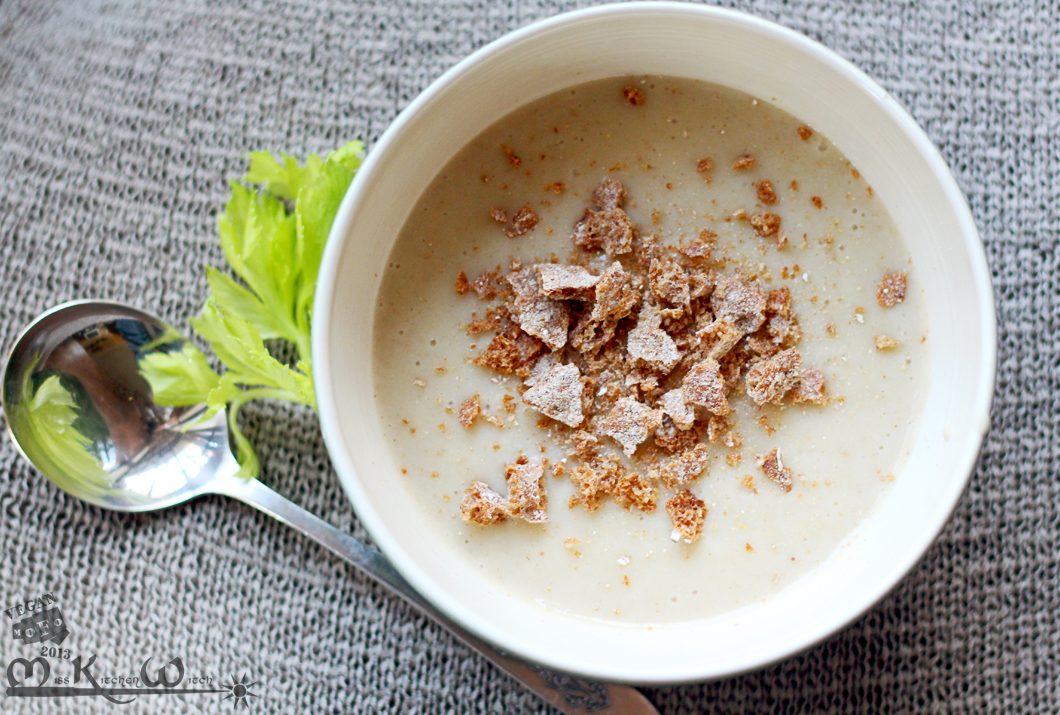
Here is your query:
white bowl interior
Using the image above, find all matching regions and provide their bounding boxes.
[313,3,995,684]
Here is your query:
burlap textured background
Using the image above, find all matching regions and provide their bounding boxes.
[0,1,1055,712]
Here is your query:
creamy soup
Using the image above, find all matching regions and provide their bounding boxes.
[372,77,928,624]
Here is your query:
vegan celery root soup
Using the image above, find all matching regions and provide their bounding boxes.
[372,76,928,624]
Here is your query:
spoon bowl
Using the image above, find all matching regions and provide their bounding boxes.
[1,300,657,715]
[2,300,234,511]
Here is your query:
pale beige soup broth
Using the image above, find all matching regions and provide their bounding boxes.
[372,77,928,624]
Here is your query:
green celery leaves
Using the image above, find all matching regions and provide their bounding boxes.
[144,141,362,478]
[139,343,221,407]
[217,143,362,362]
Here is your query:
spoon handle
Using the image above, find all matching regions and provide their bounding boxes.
[215,476,658,715]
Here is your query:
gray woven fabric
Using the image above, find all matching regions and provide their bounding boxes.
[0,0,1056,712]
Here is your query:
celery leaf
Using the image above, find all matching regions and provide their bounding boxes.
[142,140,362,478]
[139,343,221,406]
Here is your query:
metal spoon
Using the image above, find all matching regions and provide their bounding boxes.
[2,300,658,715]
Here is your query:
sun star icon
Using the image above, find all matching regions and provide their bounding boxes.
[221,673,259,709]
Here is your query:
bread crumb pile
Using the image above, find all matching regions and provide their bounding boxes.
[455,177,891,544]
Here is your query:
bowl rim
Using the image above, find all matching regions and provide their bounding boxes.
[313,0,997,684]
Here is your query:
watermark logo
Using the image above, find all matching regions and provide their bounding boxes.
[6,593,69,646]
[4,592,259,708]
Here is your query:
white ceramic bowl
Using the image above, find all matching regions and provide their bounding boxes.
[313,2,996,684]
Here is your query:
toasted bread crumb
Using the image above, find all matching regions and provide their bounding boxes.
[466,312,503,335]
[502,144,521,168]
[789,367,828,405]
[599,397,663,457]
[688,267,716,301]
[524,352,560,387]
[756,180,778,205]
[473,330,543,375]
[697,318,743,361]
[666,490,707,542]
[536,264,600,299]
[454,271,470,294]
[757,448,792,493]
[459,394,481,428]
[570,430,600,458]
[569,455,624,511]
[877,272,907,307]
[654,415,698,453]
[746,349,802,405]
[627,305,681,373]
[613,471,658,513]
[811,196,823,209]
[749,212,782,238]
[660,387,695,430]
[460,481,508,525]
[649,258,691,311]
[505,460,548,523]
[657,443,710,489]
[732,154,755,170]
[875,334,900,351]
[683,358,729,415]
[507,267,569,351]
[747,288,801,357]
[574,206,635,256]
[679,230,715,260]
[711,273,766,334]
[522,363,587,428]
[766,286,792,317]
[489,207,508,223]
[501,394,518,416]
[505,204,540,237]
[468,271,495,300]
[570,261,637,354]
[592,178,626,210]
[623,86,645,105]
[797,126,814,140]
